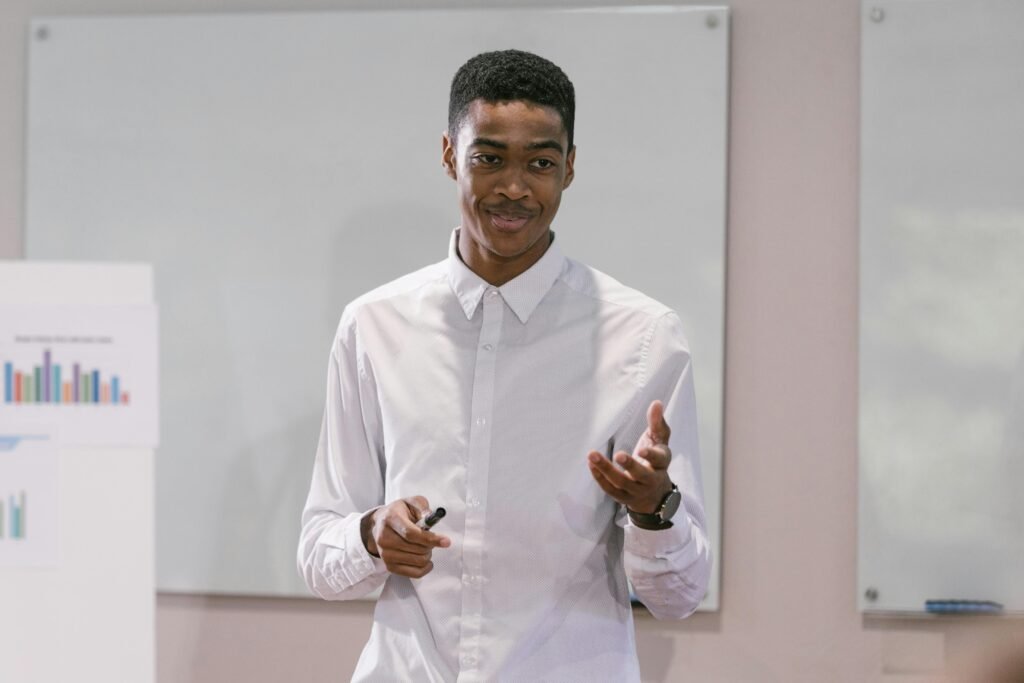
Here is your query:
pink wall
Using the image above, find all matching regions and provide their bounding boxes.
[3,0,1022,681]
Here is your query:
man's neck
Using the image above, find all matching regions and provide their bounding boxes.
[457,230,553,287]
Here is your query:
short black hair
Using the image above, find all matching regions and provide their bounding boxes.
[448,49,576,150]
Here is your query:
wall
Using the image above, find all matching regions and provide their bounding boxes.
[3,0,1022,681]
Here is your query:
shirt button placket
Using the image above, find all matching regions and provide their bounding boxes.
[458,287,502,679]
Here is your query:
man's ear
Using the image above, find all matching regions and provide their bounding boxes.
[441,132,457,180]
[562,145,576,190]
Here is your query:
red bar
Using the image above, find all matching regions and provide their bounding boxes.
[102,384,109,404]
[121,391,130,405]
[14,371,21,402]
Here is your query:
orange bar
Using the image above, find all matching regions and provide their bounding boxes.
[14,371,22,402]
[102,384,109,404]
[64,382,71,403]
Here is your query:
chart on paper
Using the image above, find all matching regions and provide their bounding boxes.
[0,305,157,446]
[0,433,58,567]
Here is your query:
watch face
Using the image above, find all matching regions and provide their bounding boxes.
[659,487,682,522]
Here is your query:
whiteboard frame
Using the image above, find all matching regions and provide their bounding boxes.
[26,7,728,609]
[858,0,1024,615]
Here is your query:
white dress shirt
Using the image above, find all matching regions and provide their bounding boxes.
[298,230,712,682]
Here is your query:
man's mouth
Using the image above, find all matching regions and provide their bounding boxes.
[487,209,532,231]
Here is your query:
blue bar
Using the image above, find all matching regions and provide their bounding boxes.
[92,370,100,403]
[54,365,62,404]
[112,376,120,405]
[43,350,51,403]
[3,362,11,403]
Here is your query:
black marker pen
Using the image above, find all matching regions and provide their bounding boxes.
[417,507,446,530]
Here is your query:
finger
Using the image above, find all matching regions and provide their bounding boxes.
[379,548,432,568]
[397,499,450,548]
[588,461,630,502]
[611,452,651,493]
[389,516,451,549]
[589,452,644,495]
[616,449,657,482]
[389,560,435,579]
[406,496,431,521]
[635,444,671,471]
[646,400,671,445]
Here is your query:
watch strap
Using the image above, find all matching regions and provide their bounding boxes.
[627,510,674,530]
[627,483,680,529]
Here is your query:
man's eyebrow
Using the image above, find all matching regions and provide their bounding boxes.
[470,137,508,149]
[525,140,564,155]
[469,138,565,155]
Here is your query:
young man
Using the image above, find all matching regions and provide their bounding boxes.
[298,50,711,682]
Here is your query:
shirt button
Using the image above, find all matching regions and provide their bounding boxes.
[482,343,493,351]
[475,417,486,427]
[488,290,499,298]
[461,655,478,668]
[467,497,480,508]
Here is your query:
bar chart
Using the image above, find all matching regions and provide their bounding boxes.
[0,491,26,540]
[3,349,130,406]
[0,434,57,567]
[0,304,157,446]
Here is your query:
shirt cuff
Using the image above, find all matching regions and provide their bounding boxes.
[320,513,388,584]
[624,514,695,559]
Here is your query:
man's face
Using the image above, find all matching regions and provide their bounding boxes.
[442,99,575,267]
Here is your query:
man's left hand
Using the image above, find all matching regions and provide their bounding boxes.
[587,400,673,514]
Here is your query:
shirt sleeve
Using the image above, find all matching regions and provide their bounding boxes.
[296,309,389,600]
[617,312,713,619]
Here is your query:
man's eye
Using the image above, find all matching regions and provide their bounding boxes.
[531,158,556,169]
[474,154,500,165]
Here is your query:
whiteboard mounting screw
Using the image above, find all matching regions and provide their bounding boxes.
[865,587,879,602]
[35,25,49,41]
[705,13,719,29]
[870,7,885,23]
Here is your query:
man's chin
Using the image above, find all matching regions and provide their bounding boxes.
[461,223,549,259]
[484,229,547,258]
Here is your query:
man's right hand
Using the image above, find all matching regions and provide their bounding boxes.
[360,496,451,579]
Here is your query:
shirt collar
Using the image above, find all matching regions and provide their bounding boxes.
[446,228,566,324]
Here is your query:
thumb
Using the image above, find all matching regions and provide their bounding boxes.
[647,400,671,445]
[406,496,431,522]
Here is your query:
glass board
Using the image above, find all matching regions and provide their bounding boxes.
[26,7,729,606]
[859,0,1024,613]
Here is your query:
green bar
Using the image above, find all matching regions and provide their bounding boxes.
[34,367,41,403]
[20,491,25,538]
[21,375,29,404]
[82,374,90,404]
[26,374,34,403]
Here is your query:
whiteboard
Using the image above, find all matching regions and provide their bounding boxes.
[26,7,729,605]
[0,262,154,683]
[859,0,1024,613]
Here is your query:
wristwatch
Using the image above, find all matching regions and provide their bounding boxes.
[628,484,681,530]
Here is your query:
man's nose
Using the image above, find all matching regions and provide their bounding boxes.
[495,166,530,200]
